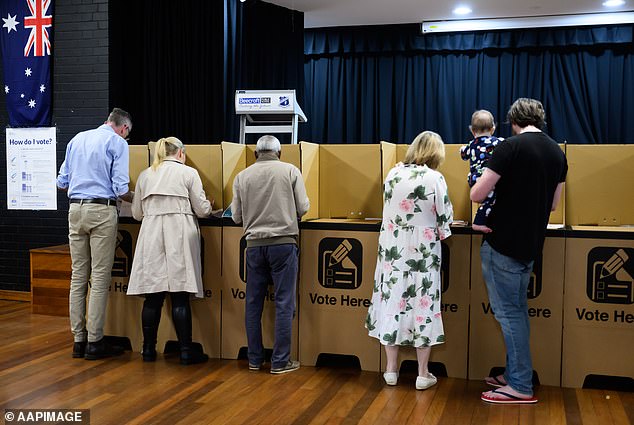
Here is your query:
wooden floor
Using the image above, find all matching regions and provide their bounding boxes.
[0,300,632,425]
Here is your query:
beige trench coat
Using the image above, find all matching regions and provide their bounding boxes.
[127,160,212,297]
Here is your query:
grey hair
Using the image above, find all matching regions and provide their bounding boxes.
[255,135,281,153]
[107,107,132,130]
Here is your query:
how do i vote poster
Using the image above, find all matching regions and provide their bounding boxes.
[6,127,57,210]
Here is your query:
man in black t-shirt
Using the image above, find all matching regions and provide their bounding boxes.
[470,98,568,404]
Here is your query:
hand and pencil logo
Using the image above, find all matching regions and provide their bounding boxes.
[318,238,362,289]
[112,230,133,277]
[587,247,634,304]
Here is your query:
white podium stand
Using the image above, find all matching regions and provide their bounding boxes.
[235,90,307,144]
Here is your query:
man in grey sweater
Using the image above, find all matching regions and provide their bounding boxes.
[231,135,310,374]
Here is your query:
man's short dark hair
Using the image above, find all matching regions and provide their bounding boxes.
[507,98,545,129]
[108,108,132,128]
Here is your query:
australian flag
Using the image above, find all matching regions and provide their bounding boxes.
[0,0,53,127]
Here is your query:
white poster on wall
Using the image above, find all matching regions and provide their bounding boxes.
[6,127,57,210]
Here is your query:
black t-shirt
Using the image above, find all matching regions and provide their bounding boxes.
[484,132,568,261]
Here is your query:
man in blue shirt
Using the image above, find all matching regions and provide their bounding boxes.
[57,108,134,360]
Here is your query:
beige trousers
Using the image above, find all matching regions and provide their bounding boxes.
[68,203,118,343]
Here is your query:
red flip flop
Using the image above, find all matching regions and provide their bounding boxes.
[481,389,538,404]
[484,375,507,388]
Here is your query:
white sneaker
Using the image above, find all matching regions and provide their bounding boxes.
[416,373,437,390]
[383,372,398,386]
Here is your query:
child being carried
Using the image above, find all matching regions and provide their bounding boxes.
[460,110,503,233]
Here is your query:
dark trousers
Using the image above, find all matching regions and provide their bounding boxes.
[245,244,298,369]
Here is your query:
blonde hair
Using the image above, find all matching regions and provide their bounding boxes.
[151,137,185,170]
[403,131,445,170]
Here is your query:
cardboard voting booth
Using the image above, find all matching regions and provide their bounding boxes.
[562,228,634,388]
[379,232,471,379]
[104,222,144,351]
[221,142,247,210]
[468,235,565,386]
[380,141,397,185]
[100,141,634,386]
[560,145,634,387]
[319,144,383,219]
[128,144,150,191]
[299,224,382,371]
[184,145,223,211]
[435,146,471,225]
[548,144,567,225]
[294,144,384,370]
[300,142,320,220]
[566,145,634,226]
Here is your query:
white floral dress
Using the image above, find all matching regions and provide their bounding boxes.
[366,163,453,347]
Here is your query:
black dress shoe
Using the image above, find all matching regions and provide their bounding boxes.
[72,341,87,358]
[85,339,124,360]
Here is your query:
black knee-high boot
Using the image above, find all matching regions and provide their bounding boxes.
[141,293,165,362]
[171,292,208,365]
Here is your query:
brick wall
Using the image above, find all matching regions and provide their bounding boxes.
[0,0,110,292]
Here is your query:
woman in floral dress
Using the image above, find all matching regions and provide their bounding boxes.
[366,131,453,390]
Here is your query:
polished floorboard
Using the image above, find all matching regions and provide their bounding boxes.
[1,300,632,425]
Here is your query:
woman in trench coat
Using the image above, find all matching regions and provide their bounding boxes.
[127,136,213,365]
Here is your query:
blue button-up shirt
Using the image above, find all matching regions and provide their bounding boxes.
[57,124,130,199]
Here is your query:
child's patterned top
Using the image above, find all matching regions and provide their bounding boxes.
[460,135,504,186]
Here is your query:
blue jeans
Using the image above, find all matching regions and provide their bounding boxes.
[480,241,534,395]
[245,244,298,369]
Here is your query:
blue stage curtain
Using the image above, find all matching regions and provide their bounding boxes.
[302,24,634,144]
